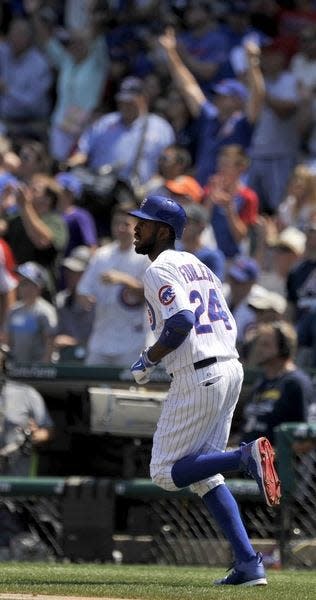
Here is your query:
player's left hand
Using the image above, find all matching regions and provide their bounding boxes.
[131,350,157,385]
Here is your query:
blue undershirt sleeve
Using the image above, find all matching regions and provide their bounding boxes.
[158,310,195,349]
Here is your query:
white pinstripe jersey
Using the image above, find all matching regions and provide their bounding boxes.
[144,249,239,373]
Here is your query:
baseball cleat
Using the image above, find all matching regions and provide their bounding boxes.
[240,437,281,507]
[214,552,267,586]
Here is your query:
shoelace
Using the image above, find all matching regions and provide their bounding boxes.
[226,563,236,574]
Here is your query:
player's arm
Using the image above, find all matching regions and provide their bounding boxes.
[147,309,195,363]
[131,310,195,384]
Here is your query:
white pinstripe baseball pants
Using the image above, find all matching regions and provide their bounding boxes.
[150,358,244,497]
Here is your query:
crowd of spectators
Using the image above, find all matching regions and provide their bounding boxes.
[0,1,316,425]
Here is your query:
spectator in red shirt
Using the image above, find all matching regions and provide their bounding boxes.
[203,144,259,258]
[0,237,17,337]
[0,237,16,279]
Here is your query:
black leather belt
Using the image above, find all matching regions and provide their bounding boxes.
[169,356,217,378]
[194,356,217,370]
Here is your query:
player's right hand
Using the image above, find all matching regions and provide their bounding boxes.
[130,350,156,385]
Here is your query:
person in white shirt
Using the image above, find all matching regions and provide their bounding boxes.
[77,205,150,366]
[247,40,301,213]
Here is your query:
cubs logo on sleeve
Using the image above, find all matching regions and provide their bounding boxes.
[119,285,143,308]
[146,300,156,330]
[159,284,176,306]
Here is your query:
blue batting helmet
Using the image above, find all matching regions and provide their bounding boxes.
[129,195,187,239]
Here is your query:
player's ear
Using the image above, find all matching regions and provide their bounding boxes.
[156,223,169,240]
[157,223,174,242]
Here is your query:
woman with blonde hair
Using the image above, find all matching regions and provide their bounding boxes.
[278,163,316,231]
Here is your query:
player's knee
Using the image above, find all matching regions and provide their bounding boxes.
[191,474,225,497]
[150,464,178,492]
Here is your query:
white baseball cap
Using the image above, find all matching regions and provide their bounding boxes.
[274,227,306,256]
[15,261,48,288]
[62,246,92,272]
[247,285,287,315]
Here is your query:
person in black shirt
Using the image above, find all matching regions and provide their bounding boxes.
[287,222,316,366]
[240,320,313,444]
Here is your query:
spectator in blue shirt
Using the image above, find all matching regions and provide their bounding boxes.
[158,28,265,185]
[67,76,175,188]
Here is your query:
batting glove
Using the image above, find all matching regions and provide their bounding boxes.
[130,349,158,385]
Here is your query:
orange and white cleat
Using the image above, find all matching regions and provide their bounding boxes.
[240,437,281,507]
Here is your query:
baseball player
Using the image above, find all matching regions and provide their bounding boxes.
[129,195,281,586]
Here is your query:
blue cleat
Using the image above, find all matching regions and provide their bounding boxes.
[214,552,267,586]
[240,437,281,507]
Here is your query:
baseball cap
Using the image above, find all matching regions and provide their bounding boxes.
[247,285,287,314]
[115,76,145,102]
[165,176,204,203]
[273,227,306,256]
[129,194,187,239]
[56,172,82,199]
[212,79,249,101]
[62,246,92,272]
[15,262,47,288]
[228,256,260,283]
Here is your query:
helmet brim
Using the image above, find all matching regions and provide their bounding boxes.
[128,209,158,222]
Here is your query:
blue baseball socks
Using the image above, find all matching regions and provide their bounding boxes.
[203,484,255,562]
[171,448,241,488]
